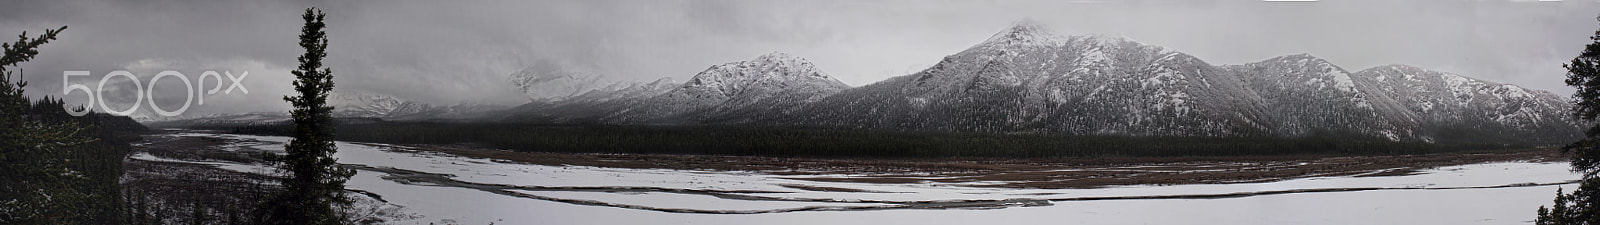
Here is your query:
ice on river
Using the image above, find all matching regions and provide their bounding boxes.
[134,133,1582,225]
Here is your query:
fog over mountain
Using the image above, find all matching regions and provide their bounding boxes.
[0,0,1596,121]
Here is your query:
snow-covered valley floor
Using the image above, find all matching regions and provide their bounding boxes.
[129,132,1581,225]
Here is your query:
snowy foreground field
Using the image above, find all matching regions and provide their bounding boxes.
[133,132,1579,225]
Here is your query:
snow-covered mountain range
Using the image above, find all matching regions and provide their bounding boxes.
[148,20,1577,145]
[502,20,1580,144]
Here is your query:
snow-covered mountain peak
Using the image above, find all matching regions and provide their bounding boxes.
[752,52,807,65]
[685,52,843,92]
[981,19,1070,47]
[1003,19,1050,35]
[594,53,850,123]
[1242,53,1358,92]
[1251,54,1351,75]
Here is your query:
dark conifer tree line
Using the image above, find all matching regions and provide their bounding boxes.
[0,26,151,224]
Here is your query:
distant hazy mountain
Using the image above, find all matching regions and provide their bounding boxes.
[145,91,507,127]
[506,58,611,102]
[505,52,849,124]
[328,91,507,121]
[141,112,291,128]
[500,76,681,123]
[501,20,1579,145]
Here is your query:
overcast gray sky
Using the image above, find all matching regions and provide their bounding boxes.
[3,0,1599,118]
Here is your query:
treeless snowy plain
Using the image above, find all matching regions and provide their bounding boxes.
[132,133,1580,225]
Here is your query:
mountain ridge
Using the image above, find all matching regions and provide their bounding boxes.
[496,21,1577,145]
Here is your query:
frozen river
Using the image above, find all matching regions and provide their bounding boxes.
[135,132,1581,225]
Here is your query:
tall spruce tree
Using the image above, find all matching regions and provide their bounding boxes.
[1540,16,1600,225]
[260,8,353,225]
